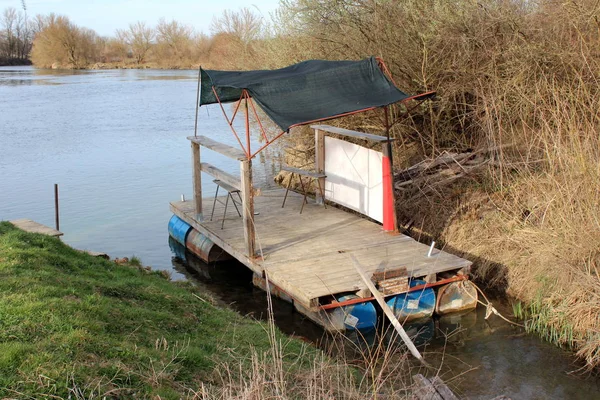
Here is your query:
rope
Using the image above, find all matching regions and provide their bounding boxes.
[463,281,525,328]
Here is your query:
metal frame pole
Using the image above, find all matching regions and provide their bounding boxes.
[194,66,201,137]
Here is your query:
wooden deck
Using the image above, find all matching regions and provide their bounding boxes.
[171,188,471,310]
[9,219,63,237]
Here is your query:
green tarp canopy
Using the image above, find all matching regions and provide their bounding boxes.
[200,56,433,132]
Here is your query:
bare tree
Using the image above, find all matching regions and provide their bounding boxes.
[0,6,32,62]
[31,14,101,68]
[210,7,263,44]
[116,21,154,64]
[155,18,193,62]
[1,8,18,58]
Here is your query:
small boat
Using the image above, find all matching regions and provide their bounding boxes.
[385,279,436,323]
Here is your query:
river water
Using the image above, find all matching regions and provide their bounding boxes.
[1,66,598,399]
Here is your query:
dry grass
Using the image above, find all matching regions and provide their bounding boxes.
[264,0,600,369]
[194,326,429,399]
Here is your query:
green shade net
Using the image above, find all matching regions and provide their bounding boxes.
[200,57,428,132]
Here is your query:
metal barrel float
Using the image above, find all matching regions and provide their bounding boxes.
[385,279,436,323]
[168,215,192,246]
[168,215,232,263]
[435,280,478,315]
[329,294,377,331]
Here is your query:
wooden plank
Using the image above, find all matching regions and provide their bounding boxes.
[201,162,240,191]
[378,277,409,295]
[314,128,325,205]
[372,266,408,282]
[311,124,390,143]
[265,274,318,309]
[188,135,247,160]
[240,159,256,258]
[9,219,63,237]
[412,374,443,400]
[429,377,459,400]
[192,142,202,217]
[213,179,240,194]
[352,256,425,364]
[280,165,326,179]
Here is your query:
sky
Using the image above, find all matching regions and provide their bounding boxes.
[0,0,282,36]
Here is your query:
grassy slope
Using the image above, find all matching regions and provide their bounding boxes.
[0,222,313,398]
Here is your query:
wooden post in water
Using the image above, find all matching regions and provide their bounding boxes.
[240,159,255,258]
[314,128,325,205]
[54,183,59,231]
[191,142,202,219]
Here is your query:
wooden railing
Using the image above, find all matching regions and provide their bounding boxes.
[188,136,255,258]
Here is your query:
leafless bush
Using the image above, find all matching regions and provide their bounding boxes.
[31,14,102,68]
[116,21,155,64]
[268,0,600,368]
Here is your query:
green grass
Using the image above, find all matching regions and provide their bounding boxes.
[0,221,314,398]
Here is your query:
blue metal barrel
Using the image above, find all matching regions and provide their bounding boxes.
[385,279,436,322]
[331,294,378,331]
[168,215,192,246]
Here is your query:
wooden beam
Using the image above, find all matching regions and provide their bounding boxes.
[351,256,425,364]
[412,374,444,400]
[310,124,390,143]
[240,159,256,258]
[314,128,325,205]
[188,135,247,160]
[430,377,459,400]
[412,375,460,400]
[200,162,240,191]
[191,142,202,218]
[280,166,325,179]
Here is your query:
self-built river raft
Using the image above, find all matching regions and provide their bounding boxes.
[168,57,478,336]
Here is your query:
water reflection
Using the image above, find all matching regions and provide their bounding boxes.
[137,75,195,81]
[0,79,63,86]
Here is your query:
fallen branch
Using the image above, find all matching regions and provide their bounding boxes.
[394,145,503,197]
